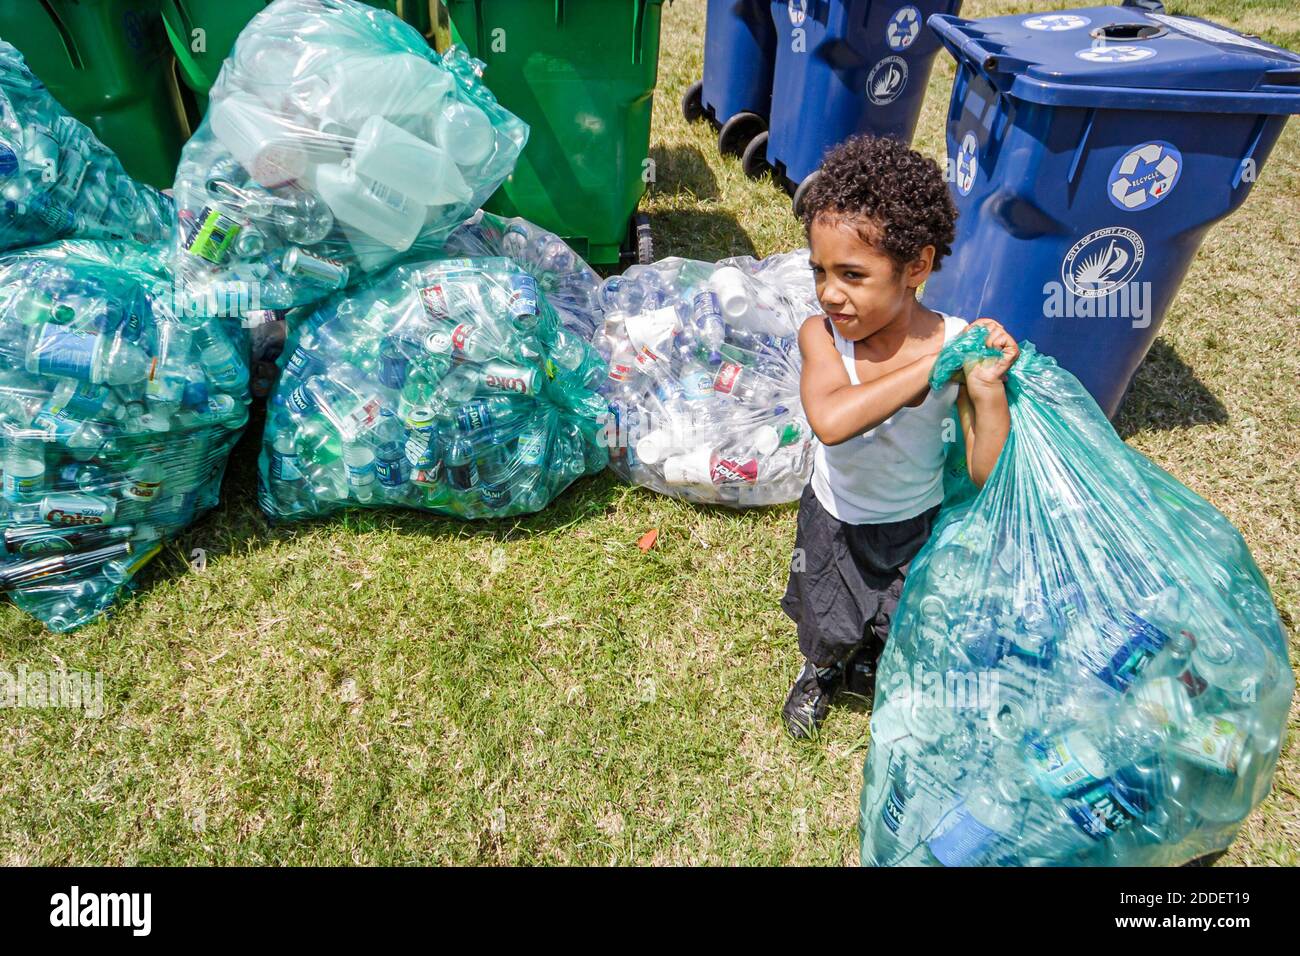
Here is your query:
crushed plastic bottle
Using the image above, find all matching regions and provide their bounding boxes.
[171,0,528,317]
[859,328,1293,866]
[259,256,609,521]
[592,251,822,508]
[443,211,603,340]
[0,241,250,632]
[0,40,172,252]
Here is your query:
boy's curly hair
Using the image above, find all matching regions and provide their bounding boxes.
[799,135,957,273]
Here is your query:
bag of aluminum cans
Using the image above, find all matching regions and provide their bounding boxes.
[0,242,251,632]
[0,39,171,252]
[260,256,609,521]
[443,211,603,340]
[594,251,821,508]
[860,328,1292,867]
[171,0,527,316]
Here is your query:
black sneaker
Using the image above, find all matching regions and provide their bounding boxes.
[843,645,880,698]
[782,660,844,739]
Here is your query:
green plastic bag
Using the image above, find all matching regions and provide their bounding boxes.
[0,40,172,252]
[859,329,1292,866]
[259,255,609,522]
[171,0,528,316]
[0,241,249,632]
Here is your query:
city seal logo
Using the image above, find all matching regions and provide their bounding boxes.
[1062,227,1145,298]
[867,56,909,105]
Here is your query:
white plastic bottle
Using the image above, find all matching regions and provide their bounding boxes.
[343,443,377,503]
[352,116,471,207]
[208,91,310,188]
[433,101,495,167]
[316,52,455,130]
[314,163,425,252]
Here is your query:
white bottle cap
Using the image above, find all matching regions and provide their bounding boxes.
[635,429,669,465]
[751,424,780,456]
[708,266,750,320]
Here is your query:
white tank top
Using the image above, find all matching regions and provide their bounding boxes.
[810,314,968,524]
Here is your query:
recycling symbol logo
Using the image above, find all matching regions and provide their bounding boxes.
[1108,141,1182,211]
[886,6,922,51]
[867,56,909,105]
[1024,14,1090,31]
[1076,44,1157,63]
[954,132,978,196]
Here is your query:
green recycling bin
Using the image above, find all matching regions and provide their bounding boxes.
[161,0,437,113]
[446,0,664,265]
[0,0,188,189]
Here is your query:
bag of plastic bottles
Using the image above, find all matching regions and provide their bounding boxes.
[0,242,251,632]
[443,211,603,340]
[0,40,172,252]
[259,256,610,521]
[171,0,527,316]
[859,328,1293,867]
[594,251,821,508]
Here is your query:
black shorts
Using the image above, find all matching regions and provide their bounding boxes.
[781,483,940,669]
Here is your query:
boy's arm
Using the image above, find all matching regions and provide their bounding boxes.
[798,316,934,446]
[956,319,1018,488]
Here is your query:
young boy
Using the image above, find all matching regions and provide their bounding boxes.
[782,135,1019,739]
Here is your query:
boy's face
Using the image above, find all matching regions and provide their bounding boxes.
[807,216,933,341]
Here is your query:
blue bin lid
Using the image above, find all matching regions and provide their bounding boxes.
[929,6,1300,114]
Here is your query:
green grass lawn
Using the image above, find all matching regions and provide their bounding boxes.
[2,0,1298,865]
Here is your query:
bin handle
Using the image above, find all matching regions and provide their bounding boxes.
[930,17,1017,92]
[1260,68,1300,90]
[38,0,85,71]
[1233,115,1268,190]
[1066,109,1097,188]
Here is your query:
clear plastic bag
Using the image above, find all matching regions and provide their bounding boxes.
[171,0,528,316]
[443,211,603,340]
[0,39,172,253]
[260,256,610,522]
[0,242,250,632]
[594,251,822,508]
[860,328,1292,866]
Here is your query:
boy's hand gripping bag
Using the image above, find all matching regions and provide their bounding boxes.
[594,251,822,508]
[172,0,527,316]
[860,329,1292,866]
[259,256,609,522]
[0,40,172,252]
[0,242,250,632]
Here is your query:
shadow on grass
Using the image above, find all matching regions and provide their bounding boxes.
[648,144,721,201]
[1113,339,1229,438]
[647,206,759,262]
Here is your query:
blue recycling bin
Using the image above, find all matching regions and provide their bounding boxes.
[764,0,962,205]
[691,0,779,157]
[922,6,1300,417]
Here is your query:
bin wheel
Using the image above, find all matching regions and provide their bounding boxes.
[635,214,654,265]
[718,111,765,158]
[682,80,705,123]
[792,170,821,217]
[741,130,770,179]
